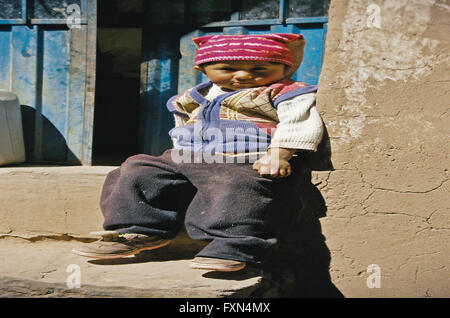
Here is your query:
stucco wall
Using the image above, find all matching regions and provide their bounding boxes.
[315,0,449,297]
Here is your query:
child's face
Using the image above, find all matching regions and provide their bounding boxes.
[195,60,286,91]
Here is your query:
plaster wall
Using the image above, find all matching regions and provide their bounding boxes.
[315,0,449,297]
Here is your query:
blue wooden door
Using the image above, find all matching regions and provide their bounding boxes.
[0,0,96,164]
[140,0,330,156]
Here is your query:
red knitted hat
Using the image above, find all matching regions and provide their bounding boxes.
[193,33,304,67]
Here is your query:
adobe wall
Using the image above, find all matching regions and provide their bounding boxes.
[315,0,449,297]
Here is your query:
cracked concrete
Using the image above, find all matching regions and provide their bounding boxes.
[312,0,450,297]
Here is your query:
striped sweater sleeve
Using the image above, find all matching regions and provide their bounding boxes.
[269,92,324,152]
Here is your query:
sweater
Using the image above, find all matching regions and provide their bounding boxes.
[166,79,324,158]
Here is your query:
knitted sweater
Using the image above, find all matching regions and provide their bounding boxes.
[166,79,324,157]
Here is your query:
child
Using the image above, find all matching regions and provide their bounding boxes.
[72,33,325,272]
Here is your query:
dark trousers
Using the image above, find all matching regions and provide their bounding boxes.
[100,150,318,264]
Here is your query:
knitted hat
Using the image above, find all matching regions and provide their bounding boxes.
[193,33,305,71]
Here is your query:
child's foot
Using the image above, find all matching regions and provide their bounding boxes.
[71,231,170,259]
[189,257,246,272]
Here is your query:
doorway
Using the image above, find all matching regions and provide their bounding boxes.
[92,0,143,165]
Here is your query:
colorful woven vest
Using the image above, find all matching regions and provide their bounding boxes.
[166,79,317,155]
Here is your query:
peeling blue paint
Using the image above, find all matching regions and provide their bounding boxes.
[1,0,94,164]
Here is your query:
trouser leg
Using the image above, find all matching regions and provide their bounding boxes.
[181,162,300,264]
[99,149,313,265]
[100,151,196,238]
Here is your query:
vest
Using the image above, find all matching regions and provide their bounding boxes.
[166,79,317,156]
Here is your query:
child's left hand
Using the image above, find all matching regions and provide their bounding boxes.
[252,148,297,178]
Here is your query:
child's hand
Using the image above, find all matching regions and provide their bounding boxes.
[252,148,297,178]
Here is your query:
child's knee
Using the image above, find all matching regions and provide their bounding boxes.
[121,154,156,171]
[124,154,151,164]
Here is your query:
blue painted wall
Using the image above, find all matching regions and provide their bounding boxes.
[0,0,95,164]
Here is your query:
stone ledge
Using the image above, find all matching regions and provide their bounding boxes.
[0,165,116,236]
[0,165,210,251]
[0,237,263,298]
[0,166,344,298]
[0,166,265,298]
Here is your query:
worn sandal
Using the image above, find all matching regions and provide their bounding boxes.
[72,231,170,259]
[189,257,246,272]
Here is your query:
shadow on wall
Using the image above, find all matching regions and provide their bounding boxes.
[255,129,343,298]
[20,105,81,165]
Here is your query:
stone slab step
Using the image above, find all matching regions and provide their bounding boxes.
[0,165,116,237]
[0,165,344,298]
[0,164,214,253]
[0,237,263,298]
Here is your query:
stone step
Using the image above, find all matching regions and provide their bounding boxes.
[0,236,262,298]
[0,165,343,298]
[1,165,120,237]
[0,164,216,250]
[0,165,267,298]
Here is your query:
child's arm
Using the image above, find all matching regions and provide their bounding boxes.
[252,92,324,178]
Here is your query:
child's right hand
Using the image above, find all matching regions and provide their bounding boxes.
[252,148,296,178]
